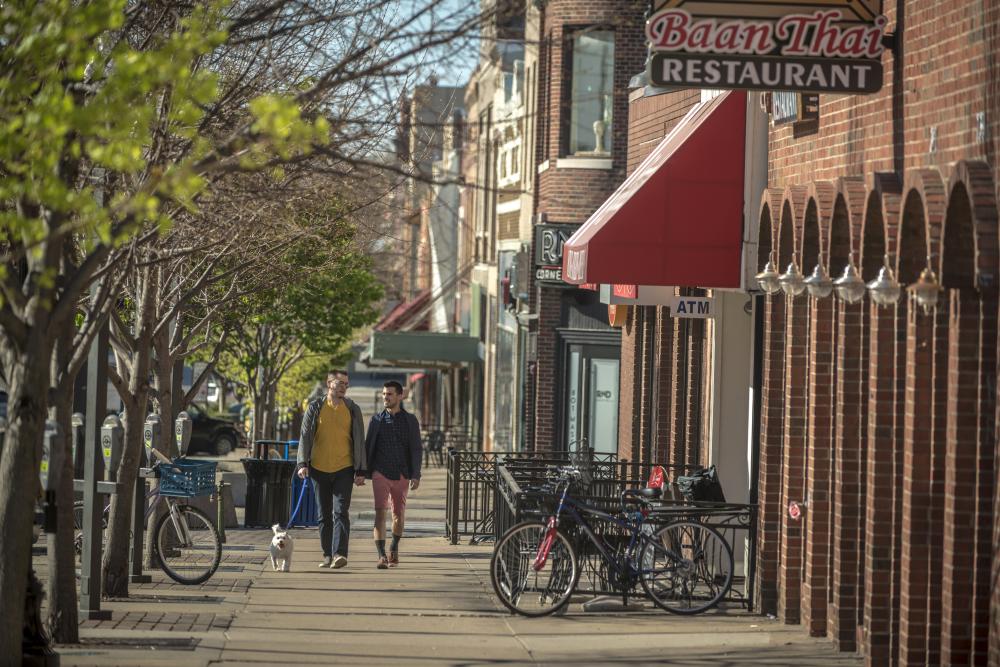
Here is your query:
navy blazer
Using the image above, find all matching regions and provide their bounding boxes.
[364,409,423,480]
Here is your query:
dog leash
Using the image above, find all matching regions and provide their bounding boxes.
[287,475,310,527]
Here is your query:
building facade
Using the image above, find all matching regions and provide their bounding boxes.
[525,0,648,454]
[570,1,1000,666]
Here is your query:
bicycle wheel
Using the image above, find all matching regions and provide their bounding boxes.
[154,504,221,585]
[639,520,734,614]
[490,520,578,617]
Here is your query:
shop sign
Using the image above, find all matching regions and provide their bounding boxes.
[535,224,581,284]
[668,295,714,318]
[612,284,637,299]
[646,1,887,94]
[771,91,819,124]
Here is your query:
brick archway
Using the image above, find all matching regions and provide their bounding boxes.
[756,187,785,616]
[800,181,836,637]
[778,185,807,624]
[897,169,947,666]
[860,174,901,666]
[938,161,998,665]
[827,177,866,652]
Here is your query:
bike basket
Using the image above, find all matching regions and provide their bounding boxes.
[158,459,217,498]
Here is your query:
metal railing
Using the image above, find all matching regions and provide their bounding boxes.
[445,448,619,544]
[493,461,758,610]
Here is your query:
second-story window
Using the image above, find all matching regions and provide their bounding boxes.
[569,29,614,156]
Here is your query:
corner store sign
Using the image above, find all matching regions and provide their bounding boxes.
[646,0,886,93]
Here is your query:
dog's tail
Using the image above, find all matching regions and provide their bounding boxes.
[272,523,281,533]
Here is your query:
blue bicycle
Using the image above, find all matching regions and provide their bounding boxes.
[490,467,734,616]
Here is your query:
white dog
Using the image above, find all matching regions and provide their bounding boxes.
[269,524,294,572]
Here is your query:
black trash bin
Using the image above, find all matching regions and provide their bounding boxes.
[241,457,296,527]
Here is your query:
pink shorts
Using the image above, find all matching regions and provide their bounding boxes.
[372,471,409,514]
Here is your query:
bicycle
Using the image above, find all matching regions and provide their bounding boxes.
[490,466,734,617]
[73,449,222,585]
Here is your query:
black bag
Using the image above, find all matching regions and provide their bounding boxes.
[675,465,727,503]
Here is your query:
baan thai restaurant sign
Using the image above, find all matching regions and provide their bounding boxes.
[646,0,886,94]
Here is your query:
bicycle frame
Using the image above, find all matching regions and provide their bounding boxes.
[101,477,195,546]
[538,481,682,590]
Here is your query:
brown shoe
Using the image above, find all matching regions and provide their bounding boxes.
[388,552,399,567]
[377,556,389,569]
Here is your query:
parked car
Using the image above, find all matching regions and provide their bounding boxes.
[185,402,245,456]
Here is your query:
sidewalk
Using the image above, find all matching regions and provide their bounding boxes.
[49,465,863,666]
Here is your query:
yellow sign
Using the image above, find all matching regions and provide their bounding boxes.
[654,0,881,23]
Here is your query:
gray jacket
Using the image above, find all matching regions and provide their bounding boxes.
[296,396,366,473]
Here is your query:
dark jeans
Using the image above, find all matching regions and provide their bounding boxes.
[310,466,354,558]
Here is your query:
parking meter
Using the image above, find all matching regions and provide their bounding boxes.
[41,419,65,492]
[101,415,123,481]
[42,419,64,532]
[142,414,161,467]
[175,411,192,456]
[72,413,85,480]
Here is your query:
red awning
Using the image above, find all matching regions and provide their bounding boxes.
[562,90,747,288]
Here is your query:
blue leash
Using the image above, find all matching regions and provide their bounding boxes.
[287,476,310,527]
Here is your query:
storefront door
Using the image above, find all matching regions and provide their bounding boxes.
[564,344,619,454]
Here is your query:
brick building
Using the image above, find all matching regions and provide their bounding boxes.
[525,0,648,454]
[562,1,1000,665]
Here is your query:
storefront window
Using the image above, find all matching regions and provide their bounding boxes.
[588,358,619,453]
[569,30,614,156]
[564,343,619,454]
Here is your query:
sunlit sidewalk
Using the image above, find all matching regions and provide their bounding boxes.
[47,465,862,666]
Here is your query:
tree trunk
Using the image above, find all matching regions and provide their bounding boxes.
[101,382,149,598]
[0,356,51,658]
[153,332,177,456]
[46,327,79,643]
[147,337,174,568]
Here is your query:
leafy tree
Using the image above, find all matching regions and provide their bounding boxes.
[0,0,480,653]
[219,224,383,440]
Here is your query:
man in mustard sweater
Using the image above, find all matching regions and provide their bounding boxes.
[296,370,366,568]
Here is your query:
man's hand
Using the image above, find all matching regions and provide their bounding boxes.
[354,474,366,486]
[297,466,309,480]
[409,478,420,491]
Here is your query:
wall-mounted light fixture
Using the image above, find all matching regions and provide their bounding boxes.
[908,261,942,313]
[833,257,866,304]
[778,261,806,297]
[755,254,782,294]
[867,254,901,307]
[804,259,833,299]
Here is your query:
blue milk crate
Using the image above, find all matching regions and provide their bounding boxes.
[289,473,319,527]
[159,459,218,497]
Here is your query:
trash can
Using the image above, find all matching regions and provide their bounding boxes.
[288,473,319,527]
[241,457,296,527]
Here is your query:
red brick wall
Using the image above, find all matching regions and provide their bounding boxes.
[829,298,866,651]
[534,0,646,223]
[768,2,999,189]
[761,3,1000,664]
[532,285,562,452]
[802,296,834,636]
